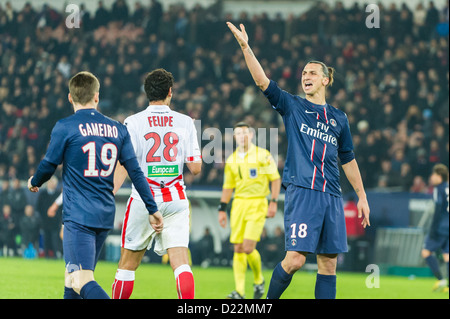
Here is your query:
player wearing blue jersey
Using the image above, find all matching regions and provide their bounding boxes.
[27,71,163,299]
[227,22,370,299]
[421,164,449,293]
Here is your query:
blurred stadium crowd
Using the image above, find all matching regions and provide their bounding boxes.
[0,0,449,258]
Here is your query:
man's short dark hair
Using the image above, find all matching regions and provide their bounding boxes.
[144,68,174,102]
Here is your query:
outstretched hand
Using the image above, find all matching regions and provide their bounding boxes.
[225,21,270,91]
[226,22,249,50]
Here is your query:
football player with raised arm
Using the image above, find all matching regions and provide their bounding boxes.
[112,69,202,299]
[28,71,163,299]
[227,22,370,299]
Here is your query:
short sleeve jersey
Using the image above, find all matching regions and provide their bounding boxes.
[263,80,354,197]
[124,105,201,203]
[223,145,280,199]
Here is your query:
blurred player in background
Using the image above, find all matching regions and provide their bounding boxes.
[112,68,202,299]
[28,71,163,299]
[227,22,370,299]
[47,192,64,241]
[218,122,281,299]
[36,176,61,258]
[421,163,449,293]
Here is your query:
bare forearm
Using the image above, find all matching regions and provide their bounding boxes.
[342,159,371,228]
[226,22,270,91]
[113,162,128,195]
[270,178,281,200]
[220,188,234,203]
[242,46,270,91]
[342,159,366,199]
[187,160,202,175]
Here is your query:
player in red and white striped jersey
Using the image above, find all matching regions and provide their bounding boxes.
[112,69,202,299]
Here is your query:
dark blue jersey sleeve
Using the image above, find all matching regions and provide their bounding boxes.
[263,80,289,115]
[43,121,68,165]
[337,115,355,164]
[118,127,137,164]
[31,121,67,187]
[31,160,57,187]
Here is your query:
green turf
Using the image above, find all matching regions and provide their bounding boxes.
[0,257,447,299]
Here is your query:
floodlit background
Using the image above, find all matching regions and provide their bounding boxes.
[0,0,448,283]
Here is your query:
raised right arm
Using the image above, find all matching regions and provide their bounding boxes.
[227,22,270,91]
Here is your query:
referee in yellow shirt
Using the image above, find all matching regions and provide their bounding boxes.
[218,122,281,299]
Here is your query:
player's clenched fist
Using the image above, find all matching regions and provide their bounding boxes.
[27,176,39,193]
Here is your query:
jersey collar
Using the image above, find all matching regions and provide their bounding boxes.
[75,107,99,113]
[147,104,171,112]
[307,99,328,109]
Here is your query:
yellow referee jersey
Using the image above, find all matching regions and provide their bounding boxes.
[223,144,280,199]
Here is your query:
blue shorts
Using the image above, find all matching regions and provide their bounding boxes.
[283,184,348,254]
[424,234,449,254]
[63,221,110,272]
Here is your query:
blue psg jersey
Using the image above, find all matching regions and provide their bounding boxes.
[41,109,136,229]
[430,182,449,237]
[263,80,354,197]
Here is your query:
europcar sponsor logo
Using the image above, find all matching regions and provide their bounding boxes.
[148,165,179,177]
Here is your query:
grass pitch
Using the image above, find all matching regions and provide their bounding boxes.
[0,257,447,299]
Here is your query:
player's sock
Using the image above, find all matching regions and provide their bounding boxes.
[64,286,82,299]
[266,262,293,299]
[174,264,194,299]
[425,255,443,280]
[247,249,264,285]
[314,273,336,299]
[112,269,135,299]
[233,252,248,296]
[80,281,110,299]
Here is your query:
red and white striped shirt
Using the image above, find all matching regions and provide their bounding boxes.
[124,104,201,203]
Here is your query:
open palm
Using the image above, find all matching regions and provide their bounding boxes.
[226,22,249,49]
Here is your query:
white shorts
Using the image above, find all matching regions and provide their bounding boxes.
[121,197,190,256]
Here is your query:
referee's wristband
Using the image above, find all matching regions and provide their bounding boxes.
[218,202,228,212]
